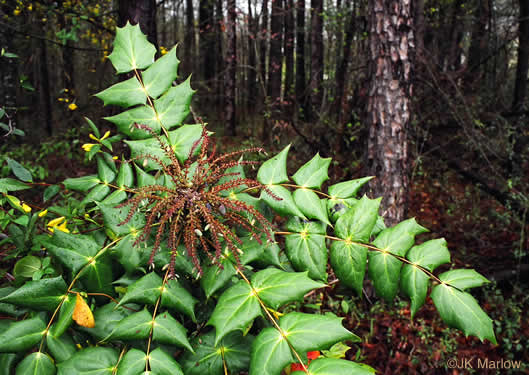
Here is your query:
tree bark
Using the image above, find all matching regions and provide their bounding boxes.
[248,0,258,106]
[295,0,307,117]
[199,0,216,83]
[335,3,355,120]
[309,0,323,121]
[268,0,283,100]
[260,0,269,94]
[467,0,490,80]
[225,0,237,135]
[512,0,529,111]
[284,0,295,98]
[366,0,415,226]
[215,0,224,109]
[185,0,196,76]
[38,38,53,135]
[118,0,157,47]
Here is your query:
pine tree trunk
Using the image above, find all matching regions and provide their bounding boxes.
[268,0,283,100]
[366,0,415,226]
[225,0,237,135]
[335,4,355,119]
[512,0,529,111]
[199,0,216,84]
[295,0,307,117]
[185,0,196,76]
[118,0,157,47]
[309,0,323,121]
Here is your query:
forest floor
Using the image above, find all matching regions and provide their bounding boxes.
[2,125,528,375]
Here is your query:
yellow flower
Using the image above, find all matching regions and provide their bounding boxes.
[68,103,78,111]
[22,203,31,213]
[38,209,48,217]
[56,220,70,233]
[82,143,96,152]
[27,4,32,11]
[160,46,168,55]
[89,133,98,141]
[100,130,110,141]
[47,216,65,227]
[13,8,21,16]
[48,216,69,233]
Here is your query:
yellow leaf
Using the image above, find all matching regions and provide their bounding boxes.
[72,293,95,328]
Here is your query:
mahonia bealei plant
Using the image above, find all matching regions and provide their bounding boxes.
[0,23,496,375]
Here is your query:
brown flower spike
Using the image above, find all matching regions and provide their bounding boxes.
[117,124,279,277]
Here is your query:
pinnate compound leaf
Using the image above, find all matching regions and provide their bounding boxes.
[0,276,67,311]
[63,175,100,192]
[161,279,198,321]
[438,269,489,290]
[261,185,306,219]
[153,311,193,352]
[330,241,367,296]
[0,317,46,352]
[431,284,497,344]
[117,349,146,375]
[15,352,56,375]
[142,46,179,98]
[335,196,381,241]
[95,76,146,108]
[154,78,195,128]
[292,357,375,375]
[149,347,184,375]
[208,281,262,345]
[57,347,118,375]
[118,272,162,307]
[108,21,156,73]
[293,189,330,225]
[106,308,152,341]
[257,145,290,185]
[251,268,325,310]
[292,153,331,189]
[328,176,374,199]
[249,328,295,375]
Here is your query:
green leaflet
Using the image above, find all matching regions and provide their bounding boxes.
[111,234,151,273]
[326,197,357,223]
[0,354,17,375]
[45,231,98,273]
[431,284,497,344]
[0,317,46,352]
[285,229,327,281]
[166,124,205,162]
[116,349,145,375]
[57,347,118,375]
[335,196,380,241]
[81,184,111,205]
[0,178,31,193]
[118,272,162,307]
[208,281,262,345]
[80,303,133,341]
[261,185,306,219]
[251,268,325,310]
[160,279,198,321]
[201,258,237,298]
[406,238,451,271]
[153,311,193,352]
[292,357,375,375]
[6,158,32,182]
[292,153,331,189]
[142,46,179,99]
[293,189,330,225]
[148,347,184,375]
[438,269,490,290]
[330,241,367,297]
[367,252,402,302]
[257,145,290,185]
[108,21,156,73]
[239,235,282,268]
[100,190,127,205]
[401,265,429,318]
[181,331,253,375]
[15,353,56,375]
[79,253,114,295]
[0,276,67,311]
[116,161,134,188]
[46,331,76,363]
[95,76,146,108]
[327,176,374,199]
[105,105,158,139]
[106,308,152,341]
[249,328,294,375]
[154,78,195,128]
[134,163,157,187]
[50,295,75,337]
[372,218,428,257]
[62,175,100,192]
[96,155,117,184]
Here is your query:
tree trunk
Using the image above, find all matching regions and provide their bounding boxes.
[335,4,355,120]
[260,0,269,94]
[185,0,196,76]
[268,0,282,100]
[199,0,216,83]
[284,0,295,99]
[248,0,258,107]
[366,0,415,226]
[225,0,237,135]
[467,0,490,81]
[215,0,224,110]
[38,38,53,135]
[118,0,157,47]
[512,0,529,111]
[295,0,307,117]
[309,0,323,121]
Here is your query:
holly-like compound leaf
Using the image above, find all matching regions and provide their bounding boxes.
[108,21,156,74]
[181,331,253,375]
[369,219,429,302]
[105,308,152,341]
[0,317,46,352]
[257,144,290,185]
[153,311,193,352]
[95,76,146,108]
[15,352,56,375]
[208,281,262,345]
[438,269,490,290]
[154,78,195,128]
[292,357,375,375]
[148,347,184,375]
[63,175,100,192]
[0,276,67,311]
[293,189,330,225]
[251,268,325,310]
[57,347,118,375]
[117,349,145,375]
[328,176,374,199]
[279,312,359,353]
[260,185,306,219]
[249,328,294,375]
[118,272,162,307]
[401,239,451,317]
[330,241,367,297]
[431,284,497,344]
[292,153,331,189]
[161,279,198,321]
[142,46,179,98]
[335,196,381,241]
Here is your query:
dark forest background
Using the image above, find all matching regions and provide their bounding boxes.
[1,0,528,372]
